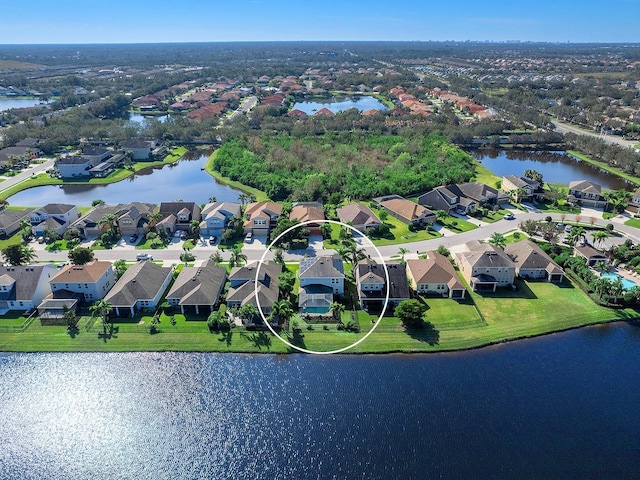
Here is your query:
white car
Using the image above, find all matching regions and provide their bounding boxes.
[136,253,153,261]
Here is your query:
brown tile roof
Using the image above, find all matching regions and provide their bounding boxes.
[289,203,324,223]
[336,203,380,227]
[407,253,464,290]
[380,198,433,223]
[314,107,335,117]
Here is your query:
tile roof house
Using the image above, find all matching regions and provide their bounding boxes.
[374,195,436,226]
[455,240,516,292]
[406,253,466,299]
[456,182,509,206]
[567,180,606,208]
[199,202,242,237]
[166,260,227,314]
[227,261,282,325]
[501,175,540,201]
[355,260,411,311]
[505,240,564,283]
[289,202,325,235]
[49,261,115,302]
[157,202,201,235]
[244,202,282,236]
[417,185,477,215]
[0,207,35,237]
[336,203,381,233]
[104,261,172,316]
[0,264,58,314]
[298,256,344,314]
[29,204,79,237]
[70,203,157,237]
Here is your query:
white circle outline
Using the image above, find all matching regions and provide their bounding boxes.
[254,219,390,354]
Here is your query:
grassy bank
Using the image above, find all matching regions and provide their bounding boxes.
[567,150,640,186]
[0,147,188,202]
[1,278,637,353]
[204,151,270,202]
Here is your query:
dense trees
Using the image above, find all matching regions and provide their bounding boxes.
[213,133,474,202]
[1,244,36,266]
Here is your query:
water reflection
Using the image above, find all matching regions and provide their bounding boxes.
[472,149,632,190]
[8,154,241,206]
[292,95,389,115]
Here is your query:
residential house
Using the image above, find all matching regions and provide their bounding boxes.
[406,253,466,299]
[374,195,436,226]
[199,202,242,237]
[355,260,411,311]
[456,182,509,207]
[0,264,57,314]
[49,261,115,302]
[625,187,640,214]
[227,261,282,325]
[455,240,516,292]
[336,203,381,233]
[103,261,172,316]
[166,260,228,315]
[37,298,79,325]
[243,202,282,236]
[298,256,344,314]
[289,202,325,235]
[502,175,540,202]
[567,180,606,208]
[157,202,201,235]
[0,208,35,237]
[122,139,153,160]
[29,204,79,237]
[56,155,97,178]
[505,240,564,282]
[574,245,609,267]
[70,203,156,237]
[417,185,477,215]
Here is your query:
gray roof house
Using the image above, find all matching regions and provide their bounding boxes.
[374,195,436,226]
[103,261,172,316]
[227,261,282,325]
[199,202,242,237]
[417,184,477,215]
[0,264,58,314]
[355,259,411,311]
[298,256,345,314]
[0,207,35,237]
[505,240,564,282]
[336,203,381,233]
[455,240,516,292]
[406,253,466,299]
[29,204,79,236]
[166,260,227,314]
[157,202,201,235]
[567,180,606,208]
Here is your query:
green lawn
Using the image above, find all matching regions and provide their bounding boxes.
[0,231,23,250]
[625,218,640,229]
[45,239,76,251]
[472,160,502,188]
[441,215,478,233]
[567,150,640,187]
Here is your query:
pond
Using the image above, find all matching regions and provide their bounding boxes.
[8,154,242,206]
[472,149,633,190]
[292,95,389,115]
[128,112,169,126]
[1,323,639,479]
[0,98,51,112]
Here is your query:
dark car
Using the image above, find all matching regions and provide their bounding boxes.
[129,234,139,243]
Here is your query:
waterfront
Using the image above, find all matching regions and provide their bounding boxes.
[1,323,639,479]
[292,95,389,115]
[0,98,51,112]
[473,149,632,190]
[7,154,242,206]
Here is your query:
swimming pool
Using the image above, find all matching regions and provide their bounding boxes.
[600,273,638,290]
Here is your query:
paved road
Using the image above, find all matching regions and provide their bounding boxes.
[32,211,640,265]
[0,158,56,196]
[228,96,257,120]
[552,120,637,149]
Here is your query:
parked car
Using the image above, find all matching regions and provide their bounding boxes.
[129,234,139,243]
[565,225,573,233]
[503,213,515,220]
[174,230,183,239]
[209,236,217,245]
[180,232,188,240]
[136,253,153,261]
[244,232,253,243]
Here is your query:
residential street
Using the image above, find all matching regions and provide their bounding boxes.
[0,158,56,194]
[552,120,638,149]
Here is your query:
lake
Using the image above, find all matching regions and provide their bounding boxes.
[128,112,169,126]
[1,323,639,479]
[8,154,242,206]
[292,95,389,115]
[0,98,51,112]
[473,149,632,190]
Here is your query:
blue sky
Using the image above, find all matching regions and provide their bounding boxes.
[1,0,638,44]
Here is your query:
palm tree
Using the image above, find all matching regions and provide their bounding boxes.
[229,246,247,268]
[208,196,218,204]
[435,209,448,225]
[209,251,224,266]
[566,227,586,246]
[147,212,164,231]
[271,299,294,326]
[329,302,345,321]
[238,193,250,206]
[398,247,409,262]
[98,213,117,232]
[319,223,332,239]
[591,231,610,248]
[337,243,366,266]
[488,232,506,250]
[594,261,609,275]
[189,219,201,239]
[90,299,112,334]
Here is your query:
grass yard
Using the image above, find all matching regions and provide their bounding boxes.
[625,218,640,229]
[0,231,23,250]
[441,215,478,233]
[472,160,502,188]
